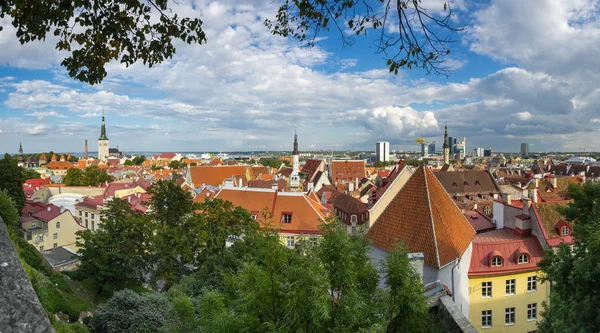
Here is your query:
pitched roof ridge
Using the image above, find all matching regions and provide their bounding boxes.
[303,195,327,221]
[423,166,441,268]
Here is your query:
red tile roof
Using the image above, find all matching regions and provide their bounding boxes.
[371,161,408,203]
[330,160,366,185]
[469,228,544,277]
[301,159,324,183]
[45,161,74,170]
[463,210,495,232]
[367,166,476,268]
[188,165,248,187]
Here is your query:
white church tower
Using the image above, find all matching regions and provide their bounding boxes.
[289,129,300,189]
[98,112,109,162]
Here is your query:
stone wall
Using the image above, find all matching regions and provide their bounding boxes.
[0,217,54,332]
[430,295,478,333]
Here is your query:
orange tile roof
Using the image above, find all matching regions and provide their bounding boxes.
[330,160,366,185]
[367,166,476,268]
[45,161,75,170]
[215,188,328,234]
[189,165,249,187]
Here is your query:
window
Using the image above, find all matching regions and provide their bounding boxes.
[309,237,318,246]
[481,310,492,328]
[251,211,259,220]
[527,331,537,333]
[483,205,492,215]
[281,213,292,223]
[518,253,529,264]
[53,233,58,239]
[505,307,515,325]
[85,212,88,217]
[561,226,569,236]
[37,235,44,242]
[351,226,357,235]
[491,256,503,267]
[482,282,492,298]
[39,246,44,251]
[91,213,95,219]
[79,211,82,216]
[506,279,515,295]
[91,221,95,230]
[527,303,537,321]
[286,236,295,248]
[85,221,88,228]
[56,221,61,228]
[351,215,357,224]
[527,276,537,292]
[53,243,58,249]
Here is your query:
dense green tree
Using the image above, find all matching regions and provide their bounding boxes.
[147,179,198,289]
[88,289,170,333]
[22,167,41,180]
[64,168,84,186]
[259,158,289,169]
[168,160,186,170]
[82,166,112,186]
[131,156,146,166]
[538,182,600,333]
[123,160,133,166]
[76,198,153,295]
[0,153,26,212]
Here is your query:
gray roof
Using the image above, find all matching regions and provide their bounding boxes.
[41,247,79,268]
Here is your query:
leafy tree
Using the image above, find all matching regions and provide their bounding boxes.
[22,167,41,180]
[147,180,198,289]
[259,158,289,169]
[64,168,84,186]
[190,162,198,167]
[266,0,462,75]
[374,161,396,168]
[0,153,26,212]
[0,1,206,85]
[168,160,186,170]
[76,198,152,295]
[538,182,600,333]
[82,166,112,186]
[88,289,170,333]
[131,155,146,166]
[123,159,133,166]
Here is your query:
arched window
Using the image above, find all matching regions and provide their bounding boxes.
[351,215,357,224]
[483,206,492,215]
[491,256,503,267]
[518,254,529,264]
[56,221,60,229]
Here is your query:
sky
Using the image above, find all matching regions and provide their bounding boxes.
[0,0,599,154]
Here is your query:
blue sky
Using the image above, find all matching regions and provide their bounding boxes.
[0,0,599,154]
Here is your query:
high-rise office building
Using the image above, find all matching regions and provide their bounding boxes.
[484,148,492,157]
[474,147,484,157]
[521,143,529,157]
[428,141,436,155]
[376,141,390,162]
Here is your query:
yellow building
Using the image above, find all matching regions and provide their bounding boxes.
[468,228,548,333]
[21,202,85,252]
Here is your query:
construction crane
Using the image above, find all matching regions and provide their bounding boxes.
[416,137,429,158]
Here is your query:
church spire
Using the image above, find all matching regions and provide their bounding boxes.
[443,124,449,149]
[18,142,23,155]
[293,127,298,155]
[99,110,108,140]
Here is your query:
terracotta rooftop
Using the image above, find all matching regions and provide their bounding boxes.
[333,192,369,214]
[367,166,476,268]
[188,165,249,187]
[463,210,495,233]
[215,188,328,234]
[469,228,544,277]
[45,161,74,170]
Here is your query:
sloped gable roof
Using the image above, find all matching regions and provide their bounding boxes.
[367,166,476,268]
[189,165,248,187]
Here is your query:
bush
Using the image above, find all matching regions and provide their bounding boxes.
[53,322,90,333]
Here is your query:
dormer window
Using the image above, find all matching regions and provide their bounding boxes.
[483,205,492,215]
[281,213,293,223]
[251,211,259,220]
[561,226,569,236]
[491,256,503,267]
[518,254,529,264]
[464,181,469,186]
[555,220,571,237]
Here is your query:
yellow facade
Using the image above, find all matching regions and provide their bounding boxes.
[113,185,146,199]
[469,271,548,333]
[278,233,320,249]
[24,211,85,252]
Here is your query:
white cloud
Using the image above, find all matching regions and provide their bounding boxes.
[25,111,67,120]
[27,125,48,136]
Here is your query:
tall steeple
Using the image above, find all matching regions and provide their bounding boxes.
[99,110,108,140]
[17,142,24,167]
[293,127,299,155]
[18,142,23,155]
[443,124,450,165]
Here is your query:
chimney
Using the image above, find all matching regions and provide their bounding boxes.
[529,188,538,203]
[84,140,88,159]
[128,196,131,202]
[47,206,51,212]
[473,203,478,211]
[408,252,425,282]
[501,193,512,206]
[522,198,531,215]
[534,178,539,188]
[271,182,279,191]
[550,177,557,188]
[355,177,359,190]
[307,182,315,192]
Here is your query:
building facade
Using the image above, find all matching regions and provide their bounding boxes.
[376,141,390,162]
[21,203,84,252]
[521,143,529,157]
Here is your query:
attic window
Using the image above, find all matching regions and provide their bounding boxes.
[561,225,569,236]
[475,180,481,185]
[251,211,259,220]
[281,213,293,224]
[464,181,469,186]
[452,182,458,187]
[518,254,530,264]
[483,206,492,215]
[491,256,503,267]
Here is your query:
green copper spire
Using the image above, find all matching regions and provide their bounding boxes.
[99,111,108,140]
